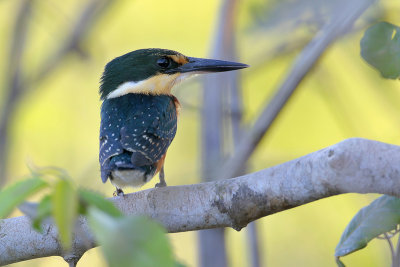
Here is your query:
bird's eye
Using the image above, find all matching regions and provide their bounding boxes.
[157,57,170,68]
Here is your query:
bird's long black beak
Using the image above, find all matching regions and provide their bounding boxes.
[167,57,249,74]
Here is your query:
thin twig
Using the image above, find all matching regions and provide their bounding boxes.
[249,22,373,73]
[382,233,396,265]
[249,37,311,72]
[377,227,400,239]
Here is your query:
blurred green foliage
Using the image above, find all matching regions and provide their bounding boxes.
[337,21,400,266]
[0,177,47,218]
[88,209,177,267]
[32,194,52,231]
[52,178,78,249]
[79,188,122,217]
[361,22,400,79]
[0,170,181,267]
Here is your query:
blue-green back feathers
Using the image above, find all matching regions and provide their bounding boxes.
[99,93,178,183]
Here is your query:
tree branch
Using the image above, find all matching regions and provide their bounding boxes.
[218,0,374,180]
[1,138,399,265]
[0,0,33,188]
[33,0,113,82]
[0,0,115,188]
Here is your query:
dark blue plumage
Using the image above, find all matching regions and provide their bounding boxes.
[99,93,178,184]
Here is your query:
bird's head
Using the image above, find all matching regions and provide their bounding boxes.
[100,48,248,100]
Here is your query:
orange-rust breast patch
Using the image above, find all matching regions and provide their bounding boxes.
[171,95,181,117]
[168,54,189,65]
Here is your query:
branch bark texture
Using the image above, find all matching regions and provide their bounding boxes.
[1,138,400,265]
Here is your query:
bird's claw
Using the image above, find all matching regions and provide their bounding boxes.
[155,181,167,188]
[113,188,125,197]
[156,166,167,188]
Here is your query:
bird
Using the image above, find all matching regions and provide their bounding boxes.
[99,48,248,196]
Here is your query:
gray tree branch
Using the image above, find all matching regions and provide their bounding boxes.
[218,0,375,180]
[1,138,399,265]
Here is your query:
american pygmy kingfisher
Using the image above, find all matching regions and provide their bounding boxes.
[99,48,248,195]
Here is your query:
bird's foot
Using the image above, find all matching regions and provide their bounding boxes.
[156,166,167,188]
[113,188,125,197]
[155,181,167,188]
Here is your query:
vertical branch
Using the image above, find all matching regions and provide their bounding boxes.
[246,223,261,267]
[224,7,262,267]
[0,0,33,187]
[230,66,262,267]
[198,1,238,267]
[0,0,115,188]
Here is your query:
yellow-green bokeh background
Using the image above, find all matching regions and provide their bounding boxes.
[2,0,400,266]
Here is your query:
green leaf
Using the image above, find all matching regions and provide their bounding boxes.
[0,177,48,218]
[87,208,175,267]
[52,179,78,250]
[335,195,400,265]
[32,195,52,232]
[174,261,187,267]
[360,22,400,79]
[78,189,122,217]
